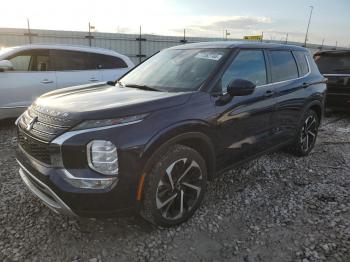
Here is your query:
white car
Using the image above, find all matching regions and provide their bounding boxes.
[0,44,134,120]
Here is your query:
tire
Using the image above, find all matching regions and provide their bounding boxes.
[140,144,207,227]
[286,109,319,156]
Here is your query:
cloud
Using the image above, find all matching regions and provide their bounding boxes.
[196,16,272,31]
[169,15,272,38]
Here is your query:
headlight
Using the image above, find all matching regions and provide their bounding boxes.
[87,140,119,175]
[71,114,148,131]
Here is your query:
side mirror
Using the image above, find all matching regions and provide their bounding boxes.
[227,79,256,96]
[0,60,13,72]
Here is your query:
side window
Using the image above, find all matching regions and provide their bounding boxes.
[269,51,298,82]
[293,51,309,76]
[90,53,128,69]
[52,50,92,71]
[221,50,267,92]
[8,53,33,71]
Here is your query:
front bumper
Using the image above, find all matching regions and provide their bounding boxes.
[16,147,140,218]
[18,160,77,217]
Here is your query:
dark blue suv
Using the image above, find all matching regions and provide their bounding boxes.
[16,41,326,226]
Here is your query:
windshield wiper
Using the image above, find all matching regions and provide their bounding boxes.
[124,84,160,92]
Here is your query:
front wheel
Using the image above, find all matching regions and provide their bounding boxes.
[287,109,319,156]
[140,144,207,227]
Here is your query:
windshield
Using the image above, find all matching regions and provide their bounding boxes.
[119,48,229,92]
[314,53,350,74]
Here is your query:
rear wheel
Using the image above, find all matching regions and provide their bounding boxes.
[140,144,207,227]
[287,109,319,156]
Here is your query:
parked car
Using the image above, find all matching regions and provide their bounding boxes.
[314,50,350,110]
[16,41,326,226]
[0,44,134,120]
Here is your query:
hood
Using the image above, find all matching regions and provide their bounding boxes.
[34,83,192,120]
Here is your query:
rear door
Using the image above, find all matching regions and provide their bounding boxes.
[267,50,309,140]
[51,50,102,88]
[89,53,130,81]
[214,49,277,168]
[0,49,56,110]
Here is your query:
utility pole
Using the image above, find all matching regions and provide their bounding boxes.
[180,28,187,43]
[335,41,338,50]
[261,32,264,42]
[320,38,325,50]
[139,26,142,63]
[225,30,230,40]
[27,18,32,44]
[285,33,289,44]
[304,6,314,47]
[88,22,92,47]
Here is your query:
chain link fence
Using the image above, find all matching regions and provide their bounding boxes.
[0,28,339,65]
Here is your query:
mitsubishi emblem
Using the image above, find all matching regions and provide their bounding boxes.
[26,116,38,131]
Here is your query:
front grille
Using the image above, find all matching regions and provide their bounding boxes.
[17,105,78,164]
[18,129,52,165]
[18,105,77,142]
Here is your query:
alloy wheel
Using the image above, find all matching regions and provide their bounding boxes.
[300,114,317,152]
[155,158,203,220]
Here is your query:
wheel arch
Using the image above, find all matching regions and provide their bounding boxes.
[136,122,217,201]
[300,100,324,126]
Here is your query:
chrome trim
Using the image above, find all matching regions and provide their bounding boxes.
[62,169,118,182]
[51,119,143,146]
[15,113,24,126]
[17,159,77,217]
[257,53,311,88]
[222,53,311,95]
[323,74,350,77]
[0,105,28,109]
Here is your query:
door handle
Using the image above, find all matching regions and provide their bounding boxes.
[264,90,275,97]
[302,82,311,88]
[89,78,99,82]
[41,79,54,84]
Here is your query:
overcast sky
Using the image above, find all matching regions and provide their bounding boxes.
[1,0,349,47]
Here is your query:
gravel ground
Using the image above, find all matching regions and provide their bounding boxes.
[0,112,349,262]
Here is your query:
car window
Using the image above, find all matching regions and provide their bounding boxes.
[221,50,267,93]
[52,50,92,71]
[120,48,229,92]
[269,50,298,82]
[314,53,350,74]
[9,54,33,71]
[90,53,128,69]
[8,50,51,72]
[293,51,309,76]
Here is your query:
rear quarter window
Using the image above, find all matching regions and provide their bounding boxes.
[293,51,310,76]
[90,53,128,69]
[269,50,299,82]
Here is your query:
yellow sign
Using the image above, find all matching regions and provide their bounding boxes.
[243,35,263,41]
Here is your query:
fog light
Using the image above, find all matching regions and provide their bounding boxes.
[62,170,117,189]
[87,140,118,175]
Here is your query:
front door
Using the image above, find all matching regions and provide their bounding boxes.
[0,49,56,111]
[214,49,276,169]
[51,49,102,88]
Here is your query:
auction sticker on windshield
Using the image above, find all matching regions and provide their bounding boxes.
[195,52,223,60]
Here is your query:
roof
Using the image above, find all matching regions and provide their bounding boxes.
[169,41,308,51]
[0,44,128,58]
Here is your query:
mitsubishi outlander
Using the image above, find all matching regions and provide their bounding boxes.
[16,42,326,226]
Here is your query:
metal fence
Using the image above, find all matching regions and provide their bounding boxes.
[0,28,339,65]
